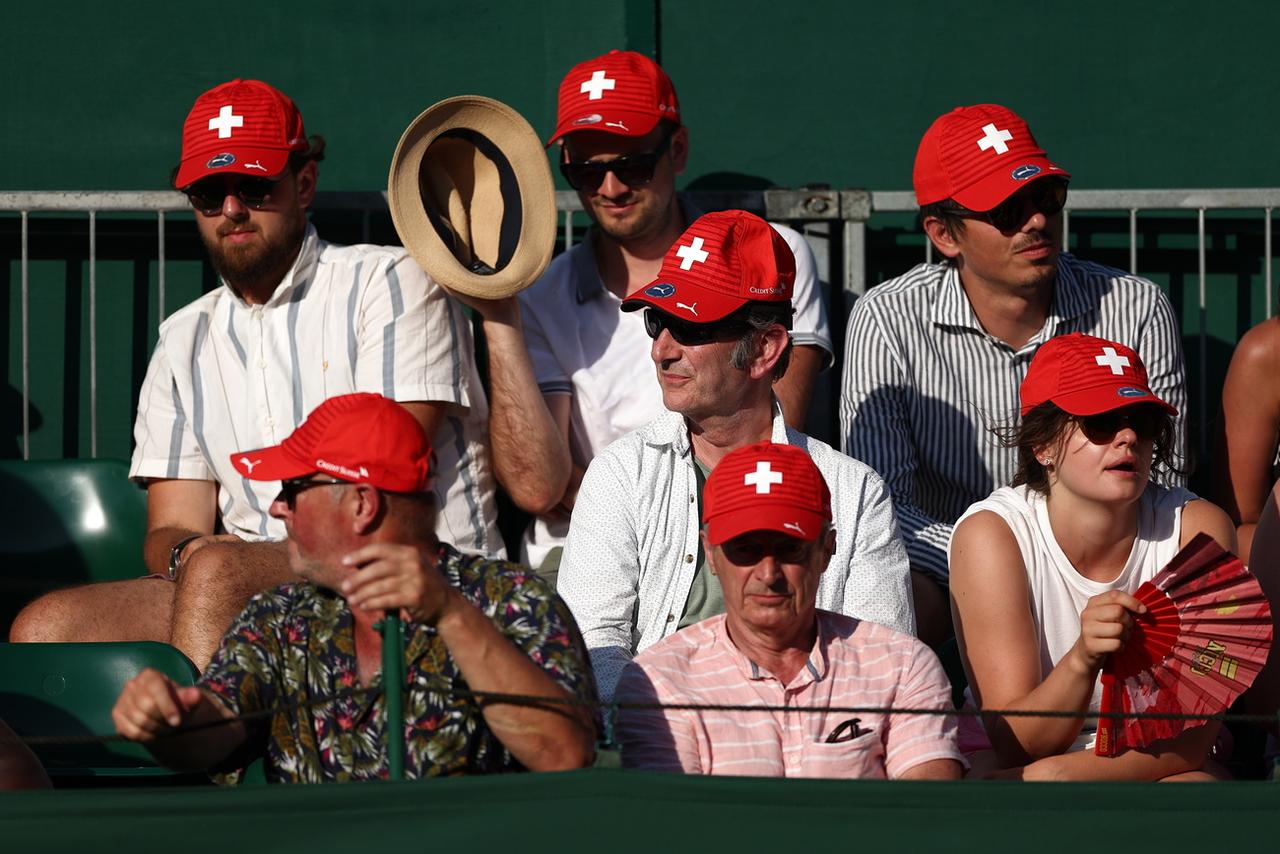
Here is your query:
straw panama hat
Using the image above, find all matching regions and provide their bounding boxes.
[388,95,556,299]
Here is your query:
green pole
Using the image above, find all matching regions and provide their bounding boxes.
[380,612,406,781]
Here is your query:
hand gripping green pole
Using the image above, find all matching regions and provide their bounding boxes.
[380,611,406,781]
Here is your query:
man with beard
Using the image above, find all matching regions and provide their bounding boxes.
[9,80,499,670]
[838,104,1187,646]
[461,51,832,580]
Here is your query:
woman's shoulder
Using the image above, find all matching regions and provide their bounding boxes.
[1176,496,1238,552]
[957,484,1039,526]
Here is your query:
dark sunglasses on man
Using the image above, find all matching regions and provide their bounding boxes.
[643,308,751,346]
[1077,405,1164,444]
[950,177,1068,233]
[276,476,347,510]
[184,174,284,217]
[560,130,673,193]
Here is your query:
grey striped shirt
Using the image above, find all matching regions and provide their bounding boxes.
[131,225,502,556]
[839,254,1187,581]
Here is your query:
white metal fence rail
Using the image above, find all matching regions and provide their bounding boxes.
[4,188,1279,460]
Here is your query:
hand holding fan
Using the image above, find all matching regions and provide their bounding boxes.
[1095,533,1273,757]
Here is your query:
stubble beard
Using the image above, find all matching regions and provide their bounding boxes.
[589,191,673,245]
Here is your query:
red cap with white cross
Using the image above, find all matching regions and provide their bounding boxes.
[547,49,680,145]
[1020,333,1177,417]
[702,441,831,545]
[913,103,1070,211]
[620,210,795,323]
[174,79,309,189]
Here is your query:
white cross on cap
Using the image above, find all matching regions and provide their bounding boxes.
[1095,346,1132,375]
[676,236,709,271]
[976,122,1013,155]
[744,461,784,494]
[208,105,244,139]
[580,70,616,101]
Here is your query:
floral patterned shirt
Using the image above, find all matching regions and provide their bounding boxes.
[200,544,597,783]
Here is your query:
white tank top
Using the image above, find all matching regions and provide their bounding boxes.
[953,483,1195,752]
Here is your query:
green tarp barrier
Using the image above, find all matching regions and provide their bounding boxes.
[1,768,1276,853]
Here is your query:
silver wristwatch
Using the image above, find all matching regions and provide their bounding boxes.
[168,535,201,581]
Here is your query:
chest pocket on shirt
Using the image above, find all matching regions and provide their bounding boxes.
[797,728,887,780]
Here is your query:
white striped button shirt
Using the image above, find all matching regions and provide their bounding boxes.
[130,225,502,556]
[616,611,962,778]
[839,254,1186,581]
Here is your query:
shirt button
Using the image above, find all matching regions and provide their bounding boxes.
[266,416,276,428]
[258,360,267,369]
[665,613,674,623]
[685,554,694,563]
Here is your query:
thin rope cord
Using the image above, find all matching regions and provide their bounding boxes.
[5,680,1277,749]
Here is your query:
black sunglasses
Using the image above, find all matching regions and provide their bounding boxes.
[720,534,817,567]
[952,178,1068,233]
[643,308,750,346]
[1077,407,1164,444]
[277,477,348,510]
[560,131,673,192]
[184,175,284,217]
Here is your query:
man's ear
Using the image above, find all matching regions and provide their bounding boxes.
[922,215,963,260]
[349,484,384,535]
[748,325,790,380]
[295,159,318,210]
[669,125,690,176]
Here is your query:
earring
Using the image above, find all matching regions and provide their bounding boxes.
[1039,457,1054,467]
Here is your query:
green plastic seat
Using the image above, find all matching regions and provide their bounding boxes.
[0,641,198,777]
[0,459,146,634]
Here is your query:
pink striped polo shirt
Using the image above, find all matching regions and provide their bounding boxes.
[615,611,961,778]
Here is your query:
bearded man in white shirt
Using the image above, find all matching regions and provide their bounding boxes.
[9,79,498,670]
[557,209,914,701]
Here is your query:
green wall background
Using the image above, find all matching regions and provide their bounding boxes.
[3,1,1277,191]
[4,0,1279,463]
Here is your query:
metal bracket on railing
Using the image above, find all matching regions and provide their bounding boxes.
[763,188,841,221]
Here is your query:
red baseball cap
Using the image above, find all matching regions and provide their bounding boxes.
[547,49,680,145]
[1020,333,1177,418]
[703,442,831,545]
[230,393,431,492]
[913,104,1070,211]
[620,210,795,323]
[174,79,309,189]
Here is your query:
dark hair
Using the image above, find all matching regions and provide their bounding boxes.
[919,198,968,247]
[168,134,326,189]
[1006,401,1186,494]
[728,302,793,381]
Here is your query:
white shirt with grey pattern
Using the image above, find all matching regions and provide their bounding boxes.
[130,224,502,556]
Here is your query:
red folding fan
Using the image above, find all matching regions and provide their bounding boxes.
[1095,533,1273,757]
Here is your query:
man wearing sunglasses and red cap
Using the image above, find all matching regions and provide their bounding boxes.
[615,441,960,779]
[557,210,912,702]
[839,104,1187,646]
[11,80,500,671]
[467,50,832,581]
[112,393,595,781]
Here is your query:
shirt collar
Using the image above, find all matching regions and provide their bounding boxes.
[223,222,319,308]
[572,228,605,303]
[930,253,1091,336]
[713,612,831,689]
[1047,253,1093,323]
[642,400,791,457]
